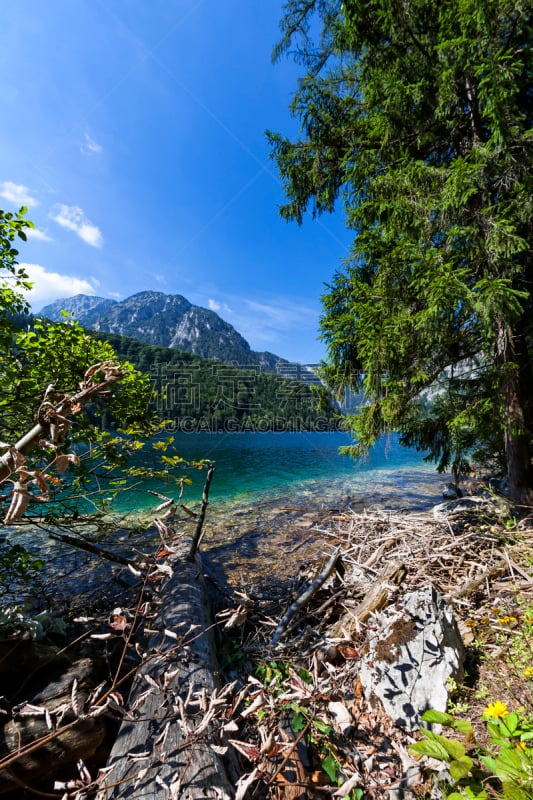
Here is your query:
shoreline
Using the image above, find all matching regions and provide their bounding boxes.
[0,464,450,608]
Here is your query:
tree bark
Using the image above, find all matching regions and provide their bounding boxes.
[497,317,533,503]
[102,536,235,799]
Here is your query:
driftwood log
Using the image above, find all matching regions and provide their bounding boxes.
[103,536,235,799]
[330,559,407,638]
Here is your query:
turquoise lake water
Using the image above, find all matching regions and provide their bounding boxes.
[112,431,449,583]
[118,430,447,515]
[1,431,451,594]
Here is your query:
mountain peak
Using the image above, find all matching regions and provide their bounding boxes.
[39,291,286,369]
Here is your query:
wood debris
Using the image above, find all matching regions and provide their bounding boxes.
[214,501,533,799]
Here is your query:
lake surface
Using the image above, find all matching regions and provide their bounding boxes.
[110,432,448,586]
[1,432,450,600]
[118,430,446,514]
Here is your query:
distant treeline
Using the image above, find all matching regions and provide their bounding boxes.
[97,332,340,432]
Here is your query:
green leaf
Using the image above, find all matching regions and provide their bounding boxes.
[421,710,456,726]
[502,712,520,735]
[321,754,338,783]
[449,755,474,781]
[312,718,332,735]
[479,755,498,773]
[500,781,533,800]
[443,738,467,761]
[483,749,525,780]
[487,721,503,740]
[410,739,451,762]
[298,668,313,684]
[291,712,305,733]
[453,719,474,735]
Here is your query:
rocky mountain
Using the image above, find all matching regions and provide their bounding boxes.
[39,291,286,370]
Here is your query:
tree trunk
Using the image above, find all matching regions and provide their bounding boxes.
[102,536,235,799]
[497,317,533,503]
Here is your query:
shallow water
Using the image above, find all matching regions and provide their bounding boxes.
[1,433,449,602]
[116,431,445,511]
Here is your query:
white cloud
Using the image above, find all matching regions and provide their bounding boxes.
[0,181,39,208]
[245,298,316,326]
[199,294,317,346]
[230,297,318,347]
[19,262,99,309]
[81,133,103,155]
[208,298,232,314]
[50,204,103,248]
[26,227,53,242]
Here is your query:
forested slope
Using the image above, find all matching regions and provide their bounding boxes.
[96,332,338,432]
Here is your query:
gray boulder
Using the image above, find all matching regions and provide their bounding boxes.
[360,586,465,731]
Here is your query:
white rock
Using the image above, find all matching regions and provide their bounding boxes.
[359,586,464,731]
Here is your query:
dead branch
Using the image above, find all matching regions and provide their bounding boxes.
[447,559,507,601]
[271,547,340,646]
[0,361,126,486]
[47,529,146,570]
[330,559,407,639]
[189,463,215,559]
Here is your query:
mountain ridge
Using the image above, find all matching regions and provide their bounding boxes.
[39,291,288,370]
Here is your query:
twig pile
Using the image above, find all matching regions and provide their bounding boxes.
[218,501,533,799]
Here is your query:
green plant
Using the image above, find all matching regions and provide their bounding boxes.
[254,662,362,795]
[446,677,471,716]
[289,700,364,796]
[410,706,533,799]
[490,601,533,681]
[254,660,291,695]
[474,685,490,701]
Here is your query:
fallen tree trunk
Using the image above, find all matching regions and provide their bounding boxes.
[103,536,235,799]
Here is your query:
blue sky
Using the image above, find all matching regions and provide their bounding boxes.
[1,1,351,363]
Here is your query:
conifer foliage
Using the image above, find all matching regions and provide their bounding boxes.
[269,0,533,499]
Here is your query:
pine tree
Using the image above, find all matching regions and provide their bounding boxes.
[269,0,533,500]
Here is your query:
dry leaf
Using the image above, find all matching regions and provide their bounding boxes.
[235,768,260,800]
[71,678,79,716]
[338,643,359,659]
[334,772,362,797]
[32,471,50,495]
[210,744,229,755]
[56,453,80,475]
[228,739,261,761]
[12,702,48,716]
[4,480,31,523]
[109,613,128,632]
[328,701,353,735]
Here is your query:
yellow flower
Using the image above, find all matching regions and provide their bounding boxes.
[483,701,509,719]
[524,666,533,678]
[516,741,527,751]
[497,615,517,624]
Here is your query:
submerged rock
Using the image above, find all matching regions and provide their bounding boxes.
[359,586,465,731]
